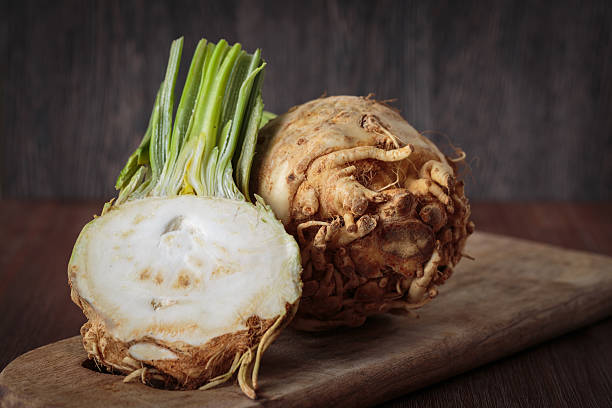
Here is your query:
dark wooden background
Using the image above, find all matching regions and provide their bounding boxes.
[1,0,611,200]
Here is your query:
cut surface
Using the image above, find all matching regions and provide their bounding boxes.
[69,195,301,347]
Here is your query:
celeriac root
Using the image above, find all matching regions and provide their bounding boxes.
[253,95,474,330]
[198,310,288,398]
[198,352,241,390]
[409,248,442,302]
[80,301,294,399]
[252,311,286,390]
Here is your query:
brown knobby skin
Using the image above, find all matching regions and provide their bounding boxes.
[253,95,474,330]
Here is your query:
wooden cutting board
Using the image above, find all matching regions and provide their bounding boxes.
[1,232,611,408]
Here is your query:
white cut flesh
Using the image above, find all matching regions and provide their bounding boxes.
[69,196,301,352]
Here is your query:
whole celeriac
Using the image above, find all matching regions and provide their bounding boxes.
[68,38,301,398]
[253,95,473,331]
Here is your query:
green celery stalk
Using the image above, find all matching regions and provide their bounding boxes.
[114,37,267,204]
[150,38,182,184]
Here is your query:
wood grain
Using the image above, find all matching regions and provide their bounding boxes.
[1,0,612,200]
[1,231,612,408]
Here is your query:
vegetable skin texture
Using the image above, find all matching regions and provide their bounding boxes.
[253,95,473,331]
[68,38,302,398]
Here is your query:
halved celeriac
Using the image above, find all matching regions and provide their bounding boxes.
[67,38,302,399]
[69,196,301,395]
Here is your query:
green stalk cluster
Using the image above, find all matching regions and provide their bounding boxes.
[114,37,266,205]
